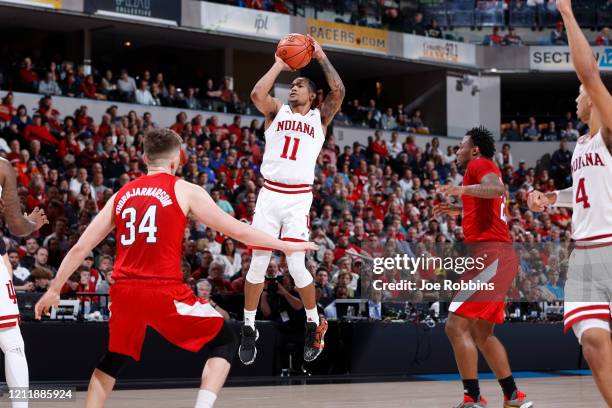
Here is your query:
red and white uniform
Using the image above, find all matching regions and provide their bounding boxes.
[449,158,516,324]
[564,130,612,337]
[110,173,223,360]
[251,105,325,249]
[0,186,19,329]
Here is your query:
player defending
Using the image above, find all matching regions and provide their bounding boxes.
[527,1,612,405]
[34,129,317,408]
[0,157,48,408]
[434,127,532,408]
[239,35,345,365]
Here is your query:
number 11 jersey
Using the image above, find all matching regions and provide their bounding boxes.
[261,104,325,185]
[113,173,187,281]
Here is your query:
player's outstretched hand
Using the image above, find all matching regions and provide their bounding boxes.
[274,54,295,72]
[306,34,325,60]
[438,184,463,197]
[432,203,461,217]
[34,288,60,320]
[26,207,49,231]
[527,190,549,213]
[282,241,319,256]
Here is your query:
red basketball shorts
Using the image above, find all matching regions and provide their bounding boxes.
[449,242,518,324]
[108,280,224,361]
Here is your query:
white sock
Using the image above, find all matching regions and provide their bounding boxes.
[5,346,29,408]
[195,389,217,408]
[243,309,256,329]
[305,307,320,325]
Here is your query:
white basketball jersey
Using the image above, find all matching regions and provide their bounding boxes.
[0,186,19,323]
[571,130,612,242]
[261,105,325,185]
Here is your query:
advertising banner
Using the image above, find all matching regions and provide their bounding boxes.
[201,2,290,40]
[530,46,612,71]
[85,0,180,26]
[307,18,389,54]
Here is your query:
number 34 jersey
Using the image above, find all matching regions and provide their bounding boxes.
[261,105,325,185]
[113,173,187,281]
[571,130,612,242]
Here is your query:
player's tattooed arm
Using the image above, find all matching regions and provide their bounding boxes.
[558,0,612,139]
[448,173,505,199]
[0,159,48,236]
[309,35,345,128]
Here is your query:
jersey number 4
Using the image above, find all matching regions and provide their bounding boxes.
[120,205,158,245]
[280,136,300,161]
[575,177,591,209]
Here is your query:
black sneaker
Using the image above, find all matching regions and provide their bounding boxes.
[304,318,328,362]
[238,324,259,365]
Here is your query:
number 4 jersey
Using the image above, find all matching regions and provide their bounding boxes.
[0,236,19,327]
[113,173,187,281]
[571,130,612,242]
[261,104,325,185]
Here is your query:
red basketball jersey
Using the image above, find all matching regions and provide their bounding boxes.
[461,158,510,243]
[113,173,187,281]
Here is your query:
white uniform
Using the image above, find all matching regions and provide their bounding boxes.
[0,186,19,327]
[563,130,612,341]
[251,105,325,246]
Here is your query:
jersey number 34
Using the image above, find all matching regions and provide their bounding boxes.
[120,205,158,245]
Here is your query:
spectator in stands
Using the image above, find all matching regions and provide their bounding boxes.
[38,71,62,96]
[426,18,443,38]
[135,80,157,106]
[350,4,369,27]
[560,121,579,141]
[543,121,559,141]
[81,75,106,100]
[272,0,289,14]
[543,269,563,300]
[260,271,303,327]
[24,114,57,147]
[116,69,137,101]
[407,12,426,36]
[381,108,398,130]
[383,7,408,32]
[9,104,31,136]
[7,250,33,291]
[595,27,610,46]
[387,131,402,158]
[219,238,241,278]
[411,109,429,134]
[503,28,523,46]
[550,21,568,45]
[195,280,231,320]
[483,26,503,46]
[522,116,541,141]
[183,87,201,110]
[30,267,52,292]
[100,69,117,99]
[315,267,334,307]
[19,57,38,91]
[550,138,572,188]
[496,143,514,168]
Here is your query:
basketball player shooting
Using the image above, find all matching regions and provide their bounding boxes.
[34,129,317,408]
[526,0,612,405]
[433,127,532,408]
[239,34,345,365]
[0,157,48,408]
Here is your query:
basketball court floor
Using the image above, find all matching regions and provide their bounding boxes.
[40,375,605,407]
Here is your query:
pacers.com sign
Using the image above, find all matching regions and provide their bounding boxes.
[530,46,612,72]
[307,19,388,54]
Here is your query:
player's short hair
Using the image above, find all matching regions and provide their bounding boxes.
[466,126,496,159]
[295,77,317,94]
[144,129,181,162]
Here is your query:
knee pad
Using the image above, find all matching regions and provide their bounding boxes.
[286,251,313,289]
[245,250,272,284]
[97,352,132,379]
[208,323,238,363]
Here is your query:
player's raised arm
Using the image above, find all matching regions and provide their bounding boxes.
[0,159,48,236]
[34,195,116,319]
[308,35,346,128]
[250,57,289,123]
[178,180,317,254]
[558,0,612,139]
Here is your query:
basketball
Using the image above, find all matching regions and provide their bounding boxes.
[276,33,314,70]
